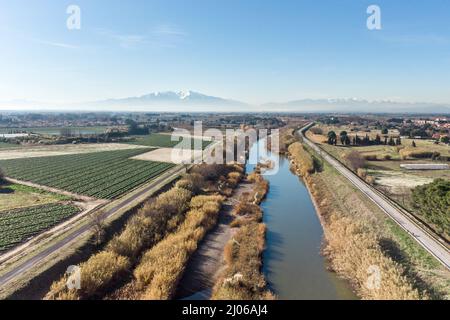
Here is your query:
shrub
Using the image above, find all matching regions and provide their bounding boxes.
[345,150,366,171]
[412,179,450,238]
[363,155,378,161]
[175,173,205,194]
[45,251,130,300]
[288,142,314,176]
[357,168,367,179]
[399,148,438,160]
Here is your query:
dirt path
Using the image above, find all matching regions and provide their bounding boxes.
[174,182,253,300]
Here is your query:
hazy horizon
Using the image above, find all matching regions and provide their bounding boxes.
[1,0,450,108]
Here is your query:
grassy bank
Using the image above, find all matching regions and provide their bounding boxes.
[134,194,225,299]
[45,164,244,300]
[211,173,274,300]
[291,145,450,299]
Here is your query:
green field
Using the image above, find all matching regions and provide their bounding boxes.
[0,149,175,199]
[0,184,72,212]
[128,133,211,149]
[0,203,80,253]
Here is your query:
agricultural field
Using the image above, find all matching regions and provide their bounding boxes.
[0,149,175,199]
[127,133,211,149]
[0,203,81,253]
[308,124,450,239]
[0,184,72,212]
[0,126,109,136]
[0,143,147,160]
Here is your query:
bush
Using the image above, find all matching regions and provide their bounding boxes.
[399,148,438,160]
[357,168,367,179]
[363,155,378,161]
[288,142,315,176]
[46,251,130,300]
[412,179,450,238]
[345,151,366,171]
[175,173,205,194]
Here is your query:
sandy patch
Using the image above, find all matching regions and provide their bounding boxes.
[0,143,147,160]
[131,147,204,164]
[371,170,433,191]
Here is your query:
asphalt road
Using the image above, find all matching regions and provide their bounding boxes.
[301,124,450,270]
[0,165,186,288]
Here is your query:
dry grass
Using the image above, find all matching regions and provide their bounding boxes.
[45,187,192,300]
[307,168,430,300]
[45,251,130,300]
[211,173,273,300]
[399,148,438,160]
[288,142,315,176]
[134,195,224,300]
[212,222,274,300]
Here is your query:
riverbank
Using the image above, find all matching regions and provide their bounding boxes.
[211,172,274,300]
[288,142,450,299]
[174,181,254,299]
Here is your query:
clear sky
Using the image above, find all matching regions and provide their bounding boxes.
[0,0,449,105]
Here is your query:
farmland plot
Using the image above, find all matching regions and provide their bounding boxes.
[0,149,175,199]
[0,203,80,253]
[128,133,211,149]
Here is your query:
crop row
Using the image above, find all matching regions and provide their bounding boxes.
[0,149,175,199]
[0,203,80,253]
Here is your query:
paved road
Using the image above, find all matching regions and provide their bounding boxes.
[0,165,186,288]
[301,124,450,270]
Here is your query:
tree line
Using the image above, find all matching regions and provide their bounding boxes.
[327,131,401,146]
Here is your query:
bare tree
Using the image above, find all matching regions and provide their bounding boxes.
[89,211,106,246]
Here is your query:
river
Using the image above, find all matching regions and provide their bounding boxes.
[247,140,356,300]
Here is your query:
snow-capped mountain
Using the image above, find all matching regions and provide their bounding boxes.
[86,90,248,111]
[262,98,450,114]
[1,92,449,114]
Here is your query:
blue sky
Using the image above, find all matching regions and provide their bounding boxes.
[0,0,449,104]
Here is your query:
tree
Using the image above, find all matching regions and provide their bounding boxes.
[327,131,337,145]
[344,135,351,146]
[381,128,389,135]
[395,137,402,146]
[374,134,381,145]
[441,136,450,144]
[388,137,395,146]
[339,131,348,145]
[362,134,370,146]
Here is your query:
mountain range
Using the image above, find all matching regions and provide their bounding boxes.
[1,91,449,114]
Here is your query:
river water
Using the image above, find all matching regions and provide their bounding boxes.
[246,140,356,300]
